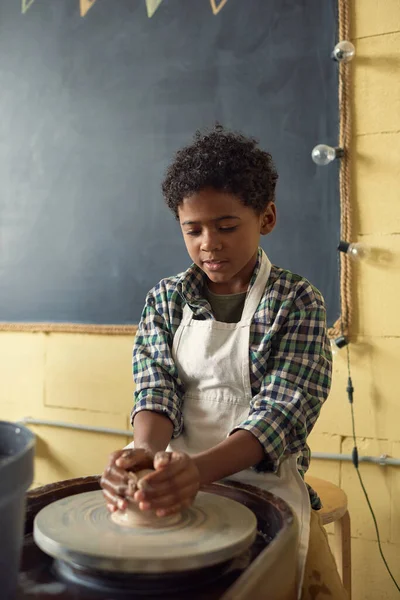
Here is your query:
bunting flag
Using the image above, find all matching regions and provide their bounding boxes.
[21,0,36,14]
[209,0,229,15]
[22,0,227,19]
[80,0,98,17]
[146,0,164,18]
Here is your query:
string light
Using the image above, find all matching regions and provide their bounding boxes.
[338,240,371,261]
[311,144,344,166]
[331,335,349,356]
[329,25,400,594]
[332,40,356,63]
[335,335,348,349]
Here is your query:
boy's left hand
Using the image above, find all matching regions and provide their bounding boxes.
[131,451,200,517]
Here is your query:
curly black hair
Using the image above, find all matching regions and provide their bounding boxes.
[162,125,278,219]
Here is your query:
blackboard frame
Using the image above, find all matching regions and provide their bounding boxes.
[0,0,352,337]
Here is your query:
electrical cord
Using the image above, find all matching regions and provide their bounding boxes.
[344,343,400,593]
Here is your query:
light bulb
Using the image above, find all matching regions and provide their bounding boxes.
[311,144,344,166]
[334,335,348,349]
[332,41,355,63]
[331,336,348,356]
[338,241,371,261]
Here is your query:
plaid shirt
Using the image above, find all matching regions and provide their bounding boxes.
[132,249,332,509]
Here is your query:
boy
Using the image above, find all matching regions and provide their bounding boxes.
[100,127,347,599]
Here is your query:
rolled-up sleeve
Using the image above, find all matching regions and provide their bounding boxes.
[232,284,332,472]
[131,289,184,437]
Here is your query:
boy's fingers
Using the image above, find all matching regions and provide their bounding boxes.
[148,456,188,484]
[100,464,128,488]
[108,464,129,481]
[153,451,173,469]
[101,483,128,501]
[134,471,195,501]
[115,448,153,470]
[100,466,131,498]
[102,488,119,509]
[106,449,126,467]
[100,448,156,513]
[153,450,188,469]
[102,488,129,511]
[138,483,199,510]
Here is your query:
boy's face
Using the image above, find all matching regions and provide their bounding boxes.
[178,188,276,294]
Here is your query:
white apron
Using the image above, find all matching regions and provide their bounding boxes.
[169,251,311,597]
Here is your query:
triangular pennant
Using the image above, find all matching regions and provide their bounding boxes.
[210,0,229,15]
[146,0,164,18]
[21,0,36,14]
[80,0,98,17]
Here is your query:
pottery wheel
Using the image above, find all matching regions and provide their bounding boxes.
[33,490,257,574]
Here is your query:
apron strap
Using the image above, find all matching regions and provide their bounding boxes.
[181,302,193,324]
[172,303,193,357]
[241,250,271,322]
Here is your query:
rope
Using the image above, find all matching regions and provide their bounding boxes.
[328,0,353,339]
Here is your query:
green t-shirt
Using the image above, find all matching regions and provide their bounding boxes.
[204,286,247,323]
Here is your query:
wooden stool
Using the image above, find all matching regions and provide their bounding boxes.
[306,476,351,598]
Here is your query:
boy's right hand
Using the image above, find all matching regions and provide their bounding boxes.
[100,448,154,513]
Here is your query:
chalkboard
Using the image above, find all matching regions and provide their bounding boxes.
[0,0,340,327]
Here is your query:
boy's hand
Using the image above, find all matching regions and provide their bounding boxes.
[100,448,154,513]
[132,451,200,517]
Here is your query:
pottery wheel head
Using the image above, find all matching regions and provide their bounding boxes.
[33,490,257,574]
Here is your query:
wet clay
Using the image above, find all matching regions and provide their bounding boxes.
[111,469,182,528]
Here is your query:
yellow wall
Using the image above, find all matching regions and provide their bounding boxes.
[0,1,399,598]
[0,333,134,483]
[307,1,400,598]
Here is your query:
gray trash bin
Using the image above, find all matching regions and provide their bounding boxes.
[0,421,35,599]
